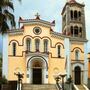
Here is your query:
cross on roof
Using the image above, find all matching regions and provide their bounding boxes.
[35,13,40,19]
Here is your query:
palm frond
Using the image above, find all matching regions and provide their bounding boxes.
[0,0,14,11]
[5,1,14,11]
[0,21,9,34]
[4,9,16,27]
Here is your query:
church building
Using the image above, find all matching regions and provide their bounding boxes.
[2,0,88,87]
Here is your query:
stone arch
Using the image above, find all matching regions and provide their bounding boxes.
[27,56,48,70]
[27,56,48,84]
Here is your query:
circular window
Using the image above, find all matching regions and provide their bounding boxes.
[33,27,42,35]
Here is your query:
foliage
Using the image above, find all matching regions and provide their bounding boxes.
[0,76,8,84]
[0,0,21,34]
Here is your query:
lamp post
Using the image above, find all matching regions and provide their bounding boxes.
[55,75,61,90]
[14,72,24,90]
[59,74,67,90]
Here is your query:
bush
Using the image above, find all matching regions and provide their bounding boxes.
[0,76,8,84]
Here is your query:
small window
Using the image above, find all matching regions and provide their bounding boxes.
[71,26,73,36]
[33,27,42,35]
[78,11,81,21]
[74,10,78,20]
[44,39,48,52]
[71,10,73,20]
[35,39,40,52]
[57,45,61,58]
[12,42,16,56]
[79,27,82,37]
[75,50,79,60]
[26,38,31,51]
[74,26,78,37]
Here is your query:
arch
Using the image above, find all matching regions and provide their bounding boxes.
[26,38,31,51]
[9,40,20,46]
[32,60,43,68]
[55,42,64,49]
[27,56,48,70]
[74,66,81,85]
[71,47,84,53]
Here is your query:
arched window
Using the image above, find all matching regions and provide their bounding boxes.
[71,26,73,36]
[12,42,16,56]
[71,10,73,20]
[35,39,40,52]
[78,11,81,21]
[74,26,78,37]
[79,27,82,37]
[57,45,61,58]
[44,39,48,52]
[74,10,77,20]
[75,50,79,60]
[26,38,31,51]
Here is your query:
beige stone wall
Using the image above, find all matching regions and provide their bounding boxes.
[8,24,66,83]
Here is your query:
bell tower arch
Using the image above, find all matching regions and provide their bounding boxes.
[62,0,86,39]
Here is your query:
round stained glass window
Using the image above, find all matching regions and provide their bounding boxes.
[33,27,42,35]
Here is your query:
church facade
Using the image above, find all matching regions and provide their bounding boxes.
[2,0,88,85]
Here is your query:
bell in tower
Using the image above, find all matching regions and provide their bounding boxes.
[62,0,86,39]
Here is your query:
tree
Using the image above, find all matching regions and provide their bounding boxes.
[0,0,21,33]
[0,0,21,79]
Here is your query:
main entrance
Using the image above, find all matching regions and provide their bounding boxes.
[74,66,81,85]
[27,56,48,84]
[32,60,43,84]
[33,68,42,84]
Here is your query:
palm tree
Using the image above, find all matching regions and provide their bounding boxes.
[0,0,21,33]
[0,0,21,78]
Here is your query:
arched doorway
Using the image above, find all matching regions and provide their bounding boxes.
[74,66,81,85]
[27,56,48,84]
[32,61,42,84]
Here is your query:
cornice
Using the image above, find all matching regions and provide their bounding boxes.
[70,37,88,42]
[19,19,55,27]
[8,29,24,35]
[50,31,64,40]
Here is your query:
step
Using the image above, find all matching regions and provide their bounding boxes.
[76,85,86,90]
[22,84,57,90]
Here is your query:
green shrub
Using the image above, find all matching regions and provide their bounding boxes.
[0,76,8,84]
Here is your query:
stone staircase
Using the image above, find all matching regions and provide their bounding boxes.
[22,84,57,90]
[76,85,86,90]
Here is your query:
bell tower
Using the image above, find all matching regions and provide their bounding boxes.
[62,0,86,39]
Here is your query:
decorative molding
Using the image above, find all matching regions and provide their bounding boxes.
[27,56,48,70]
[9,35,65,48]
[8,51,65,59]
[71,47,84,53]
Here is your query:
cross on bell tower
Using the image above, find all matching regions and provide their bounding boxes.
[35,13,40,20]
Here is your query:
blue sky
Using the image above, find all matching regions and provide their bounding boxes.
[0,0,90,52]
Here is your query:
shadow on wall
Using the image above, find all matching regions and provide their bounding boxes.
[88,78,90,89]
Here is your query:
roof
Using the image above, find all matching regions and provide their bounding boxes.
[19,16,55,27]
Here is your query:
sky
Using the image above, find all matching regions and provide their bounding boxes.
[0,0,90,52]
